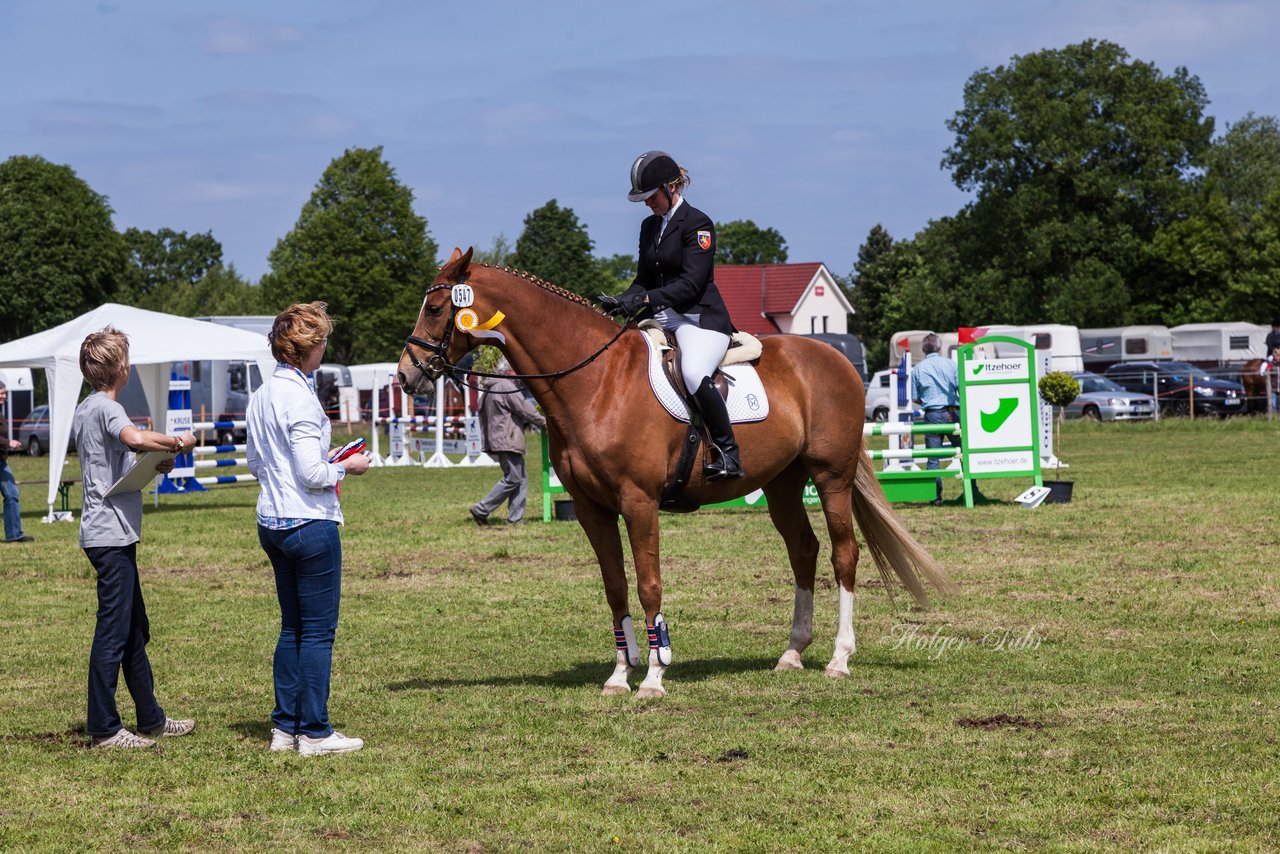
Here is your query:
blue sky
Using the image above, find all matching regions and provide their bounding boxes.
[3,1,1278,283]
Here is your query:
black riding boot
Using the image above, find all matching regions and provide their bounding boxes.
[693,377,743,480]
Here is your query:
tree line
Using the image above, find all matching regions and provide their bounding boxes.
[4,40,1278,370]
[849,40,1280,367]
[0,145,787,365]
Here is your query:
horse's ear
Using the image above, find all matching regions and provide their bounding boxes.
[440,246,475,280]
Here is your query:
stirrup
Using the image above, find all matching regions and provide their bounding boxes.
[703,447,744,480]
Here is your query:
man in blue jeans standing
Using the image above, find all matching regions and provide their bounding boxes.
[910,333,966,506]
[1,381,33,544]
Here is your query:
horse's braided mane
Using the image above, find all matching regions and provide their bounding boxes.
[477,262,596,309]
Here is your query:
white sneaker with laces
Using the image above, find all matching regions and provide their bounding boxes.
[270,728,298,752]
[140,717,195,738]
[92,728,156,749]
[297,731,364,756]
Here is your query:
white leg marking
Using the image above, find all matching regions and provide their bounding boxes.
[824,586,857,679]
[775,586,814,671]
[603,651,634,695]
[636,662,667,699]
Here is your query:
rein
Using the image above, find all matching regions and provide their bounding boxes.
[403,279,633,393]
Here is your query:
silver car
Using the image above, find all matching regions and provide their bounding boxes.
[1063,372,1157,421]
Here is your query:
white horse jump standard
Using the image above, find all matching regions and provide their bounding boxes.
[863,419,962,502]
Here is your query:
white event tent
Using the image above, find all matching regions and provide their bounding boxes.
[0,304,275,518]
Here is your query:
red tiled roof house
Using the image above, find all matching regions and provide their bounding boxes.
[715,263,853,335]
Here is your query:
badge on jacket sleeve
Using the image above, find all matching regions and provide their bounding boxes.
[696,230,712,250]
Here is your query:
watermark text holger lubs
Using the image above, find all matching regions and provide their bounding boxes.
[882,623,1044,660]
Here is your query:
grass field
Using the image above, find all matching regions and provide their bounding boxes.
[2,417,1279,851]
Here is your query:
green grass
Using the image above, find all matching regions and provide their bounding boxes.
[2,418,1279,851]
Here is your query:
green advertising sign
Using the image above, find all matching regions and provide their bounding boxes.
[957,335,1043,507]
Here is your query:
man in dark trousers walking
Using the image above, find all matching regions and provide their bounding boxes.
[470,358,546,525]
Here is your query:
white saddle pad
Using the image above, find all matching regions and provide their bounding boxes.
[641,331,770,424]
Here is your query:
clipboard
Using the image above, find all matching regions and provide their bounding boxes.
[106,450,177,497]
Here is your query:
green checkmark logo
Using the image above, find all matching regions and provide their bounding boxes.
[980,397,1018,432]
[972,364,985,375]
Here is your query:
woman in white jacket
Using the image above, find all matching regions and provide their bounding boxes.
[246,302,370,756]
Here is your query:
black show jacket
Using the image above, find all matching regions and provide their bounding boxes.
[621,201,734,335]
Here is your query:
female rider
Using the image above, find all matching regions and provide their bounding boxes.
[598,151,743,480]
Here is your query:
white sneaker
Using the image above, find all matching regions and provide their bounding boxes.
[140,717,195,738]
[270,727,298,752]
[297,731,364,756]
[92,728,156,749]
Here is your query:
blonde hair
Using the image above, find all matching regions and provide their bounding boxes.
[268,302,333,366]
[80,326,130,391]
[670,166,691,193]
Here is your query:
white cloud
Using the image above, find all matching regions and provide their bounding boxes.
[202,16,304,56]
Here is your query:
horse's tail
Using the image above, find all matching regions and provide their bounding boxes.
[851,451,957,608]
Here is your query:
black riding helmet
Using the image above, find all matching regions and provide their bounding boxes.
[628,150,681,202]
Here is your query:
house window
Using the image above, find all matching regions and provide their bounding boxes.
[810,317,816,334]
[822,316,829,333]
[1125,338,1147,354]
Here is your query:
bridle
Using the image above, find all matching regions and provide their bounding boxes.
[402,277,634,393]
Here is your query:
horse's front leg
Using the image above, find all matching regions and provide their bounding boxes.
[621,495,668,699]
[573,496,638,695]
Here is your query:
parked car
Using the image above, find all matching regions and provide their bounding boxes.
[865,369,894,422]
[1102,361,1247,417]
[17,405,151,456]
[17,405,74,456]
[1062,372,1157,421]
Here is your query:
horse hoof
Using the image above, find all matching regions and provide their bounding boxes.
[601,684,631,696]
[823,666,849,679]
[635,686,666,700]
[774,651,805,671]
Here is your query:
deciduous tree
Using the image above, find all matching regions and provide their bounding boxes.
[714,219,788,266]
[510,200,599,296]
[121,227,223,310]
[940,39,1213,326]
[0,155,126,340]
[261,146,438,364]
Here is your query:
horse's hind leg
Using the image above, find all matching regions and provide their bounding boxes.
[762,461,820,671]
[574,496,639,695]
[808,465,860,679]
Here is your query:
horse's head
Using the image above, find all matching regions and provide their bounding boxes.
[398,246,488,394]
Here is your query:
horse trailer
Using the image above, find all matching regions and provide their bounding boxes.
[976,324,1084,372]
[1080,325,1174,370]
[1170,322,1269,366]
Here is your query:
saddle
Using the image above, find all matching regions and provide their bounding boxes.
[637,321,764,512]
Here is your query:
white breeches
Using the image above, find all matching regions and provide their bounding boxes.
[656,310,730,394]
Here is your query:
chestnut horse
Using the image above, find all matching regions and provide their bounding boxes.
[1239,359,1276,413]
[399,248,954,698]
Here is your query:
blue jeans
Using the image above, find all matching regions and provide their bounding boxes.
[923,408,961,501]
[85,543,165,737]
[2,460,25,541]
[258,521,342,738]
